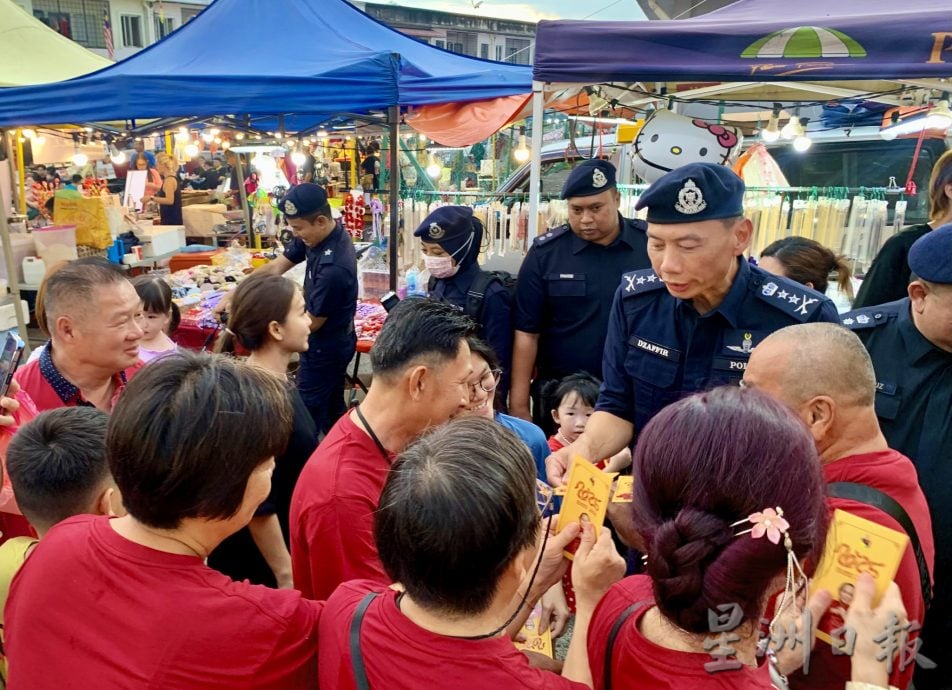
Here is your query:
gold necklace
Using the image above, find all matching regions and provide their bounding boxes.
[141,527,208,559]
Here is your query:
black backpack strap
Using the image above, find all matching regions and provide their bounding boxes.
[465,270,499,323]
[349,592,381,690]
[828,482,932,609]
[604,600,650,690]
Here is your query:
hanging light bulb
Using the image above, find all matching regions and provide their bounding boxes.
[201,131,215,143]
[235,132,246,141]
[72,152,89,166]
[21,129,36,139]
[184,142,200,158]
[761,103,782,143]
[317,127,329,139]
[426,153,441,179]
[221,140,231,151]
[291,142,307,166]
[174,127,189,142]
[109,145,126,164]
[792,118,812,152]
[513,127,530,163]
[780,113,803,140]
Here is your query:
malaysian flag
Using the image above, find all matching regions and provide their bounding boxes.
[102,7,114,60]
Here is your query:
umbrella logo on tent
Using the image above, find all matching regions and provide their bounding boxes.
[742,26,867,59]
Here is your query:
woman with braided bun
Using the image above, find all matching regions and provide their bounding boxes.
[587,386,909,690]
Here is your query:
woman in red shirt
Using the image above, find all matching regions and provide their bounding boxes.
[587,386,896,690]
[5,353,322,689]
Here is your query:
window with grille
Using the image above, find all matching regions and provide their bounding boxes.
[120,15,142,48]
[505,38,531,65]
[154,16,175,39]
[32,0,109,49]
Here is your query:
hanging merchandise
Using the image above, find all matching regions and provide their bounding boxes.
[369,198,385,243]
[891,199,908,238]
[343,189,366,239]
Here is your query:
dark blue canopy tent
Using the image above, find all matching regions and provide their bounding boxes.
[522,0,952,235]
[533,0,952,83]
[0,0,530,128]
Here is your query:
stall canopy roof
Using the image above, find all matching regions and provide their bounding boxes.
[0,0,111,87]
[0,0,531,128]
[533,0,952,84]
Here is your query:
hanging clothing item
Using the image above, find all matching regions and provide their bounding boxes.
[343,193,366,239]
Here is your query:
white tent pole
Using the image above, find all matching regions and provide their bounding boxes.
[527,81,545,238]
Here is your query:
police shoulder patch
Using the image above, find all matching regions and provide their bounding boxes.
[532,224,571,247]
[621,268,666,298]
[754,274,827,322]
[841,306,892,330]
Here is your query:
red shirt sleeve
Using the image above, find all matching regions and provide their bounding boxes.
[293,496,388,601]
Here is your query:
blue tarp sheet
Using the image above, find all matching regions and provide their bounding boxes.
[533,0,952,84]
[0,0,531,127]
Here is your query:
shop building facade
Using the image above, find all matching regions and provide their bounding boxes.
[354,2,536,65]
[13,0,537,64]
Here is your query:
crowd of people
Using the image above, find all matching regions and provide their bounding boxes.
[0,152,947,690]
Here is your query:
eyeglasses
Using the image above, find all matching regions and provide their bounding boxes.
[469,368,502,395]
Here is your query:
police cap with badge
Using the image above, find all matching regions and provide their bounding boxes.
[561,159,617,199]
[909,222,952,285]
[635,162,745,223]
[279,183,328,219]
[413,205,476,255]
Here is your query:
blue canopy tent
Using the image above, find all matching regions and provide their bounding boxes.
[0,0,530,128]
[0,0,532,315]
[523,0,952,234]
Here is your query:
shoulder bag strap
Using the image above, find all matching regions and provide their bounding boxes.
[604,600,650,690]
[828,481,932,609]
[349,592,381,690]
[465,270,496,321]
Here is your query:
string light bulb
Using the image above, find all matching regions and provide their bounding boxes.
[761,103,782,143]
[513,127,530,163]
[792,118,812,152]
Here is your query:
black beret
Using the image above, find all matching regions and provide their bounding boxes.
[909,223,952,284]
[279,183,328,218]
[635,162,745,224]
[561,159,617,199]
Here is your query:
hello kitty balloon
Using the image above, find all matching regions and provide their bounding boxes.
[631,109,744,184]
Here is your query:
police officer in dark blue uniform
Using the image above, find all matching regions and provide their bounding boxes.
[510,159,650,435]
[842,224,952,690]
[260,183,358,434]
[546,162,840,485]
[415,206,512,407]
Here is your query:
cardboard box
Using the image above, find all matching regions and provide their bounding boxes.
[141,226,186,257]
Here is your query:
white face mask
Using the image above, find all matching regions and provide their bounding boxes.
[424,254,459,279]
[423,230,475,280]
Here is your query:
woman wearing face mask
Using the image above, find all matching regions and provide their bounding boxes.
[414,206,513,408]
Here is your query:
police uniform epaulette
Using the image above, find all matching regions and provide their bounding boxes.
[754,274,828,322]
[620,268,666,298]
[532,225,571,247]
[841,306,893,330]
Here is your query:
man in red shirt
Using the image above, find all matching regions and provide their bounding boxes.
[742,322,935,690]
[290,299,476,600]
[15,258,143,412]
[318,416,626,689]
